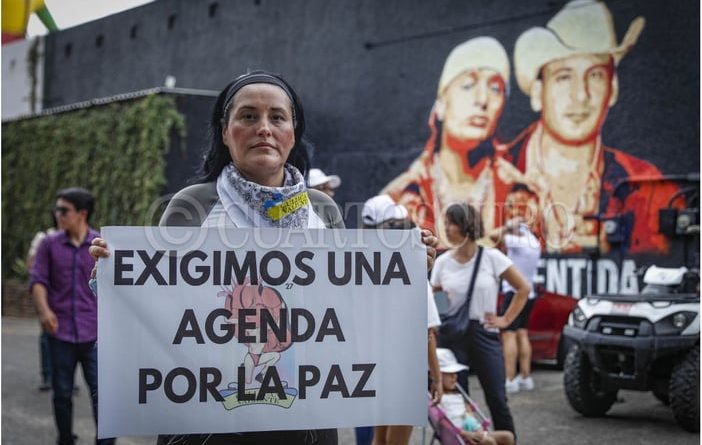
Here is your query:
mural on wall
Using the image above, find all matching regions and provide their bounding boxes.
[382,36,511,248]
[382,0,680,258]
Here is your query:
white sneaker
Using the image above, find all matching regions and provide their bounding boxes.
[517,375,534,391]
[505,378,520,393]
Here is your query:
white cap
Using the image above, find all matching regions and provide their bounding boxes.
[308,168,341,189]
[362,195,408,226]
[438,36,510,96]
[437,348,469,373]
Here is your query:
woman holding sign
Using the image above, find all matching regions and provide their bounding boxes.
[431,203,529,441]
[91,70,439,445]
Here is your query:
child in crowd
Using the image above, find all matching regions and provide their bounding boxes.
[437,348,515,445]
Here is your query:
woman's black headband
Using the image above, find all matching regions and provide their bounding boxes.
[220,73,298,126]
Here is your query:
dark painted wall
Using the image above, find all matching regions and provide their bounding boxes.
[43,0,699,214]
[165,94,216,193]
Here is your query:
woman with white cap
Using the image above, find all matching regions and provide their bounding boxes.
[382,36,512,248]
[308,168,341,199]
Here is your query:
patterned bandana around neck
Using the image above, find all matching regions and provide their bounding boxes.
[217,163,316,228]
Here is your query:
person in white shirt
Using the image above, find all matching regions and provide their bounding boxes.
[431,203,529,440]
[490,184,542,394]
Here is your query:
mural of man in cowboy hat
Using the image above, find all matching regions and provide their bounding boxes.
[498,0,677,253]
[382,36,513,247]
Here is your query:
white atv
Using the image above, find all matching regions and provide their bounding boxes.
[562,266,700,432]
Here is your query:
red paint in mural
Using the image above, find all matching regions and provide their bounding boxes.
[382,0,679,255]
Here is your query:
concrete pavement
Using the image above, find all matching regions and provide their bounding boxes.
[2,316,698,444]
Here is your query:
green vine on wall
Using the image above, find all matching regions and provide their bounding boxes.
[26,38,40,114]
[2,94,185,279]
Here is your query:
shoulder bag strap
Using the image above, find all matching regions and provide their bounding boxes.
[462,246,484,316]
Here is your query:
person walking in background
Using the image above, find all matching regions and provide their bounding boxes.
[308,167,341,199]
[29,187,115,445]
[490,184,542,393]
[362,194,443,445]
[431,203,529,440]
[26,213,58,392]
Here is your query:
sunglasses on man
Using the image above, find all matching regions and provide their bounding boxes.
[53,206,73,216]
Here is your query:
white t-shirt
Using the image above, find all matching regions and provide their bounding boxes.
[440,393,467,429]
[430,247,512,328]
[427,282,441,329]
[501,225,541,299]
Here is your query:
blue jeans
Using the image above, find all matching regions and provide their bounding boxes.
[41,331,52,383]
[48,336,115,445]
[354,426,373,445]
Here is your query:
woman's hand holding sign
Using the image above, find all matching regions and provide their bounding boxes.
[89,237,109,279]
[421,229,438,271]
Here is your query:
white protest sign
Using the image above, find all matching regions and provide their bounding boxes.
[97,226,427,437]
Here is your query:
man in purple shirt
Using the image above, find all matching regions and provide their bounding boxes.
[30,188,115,445]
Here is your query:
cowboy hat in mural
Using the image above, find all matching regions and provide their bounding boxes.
[514,0,645,95]
[495,0,678,255]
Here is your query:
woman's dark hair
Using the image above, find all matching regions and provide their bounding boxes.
[445,203,483,241]
[196,70,312,183]
[509,182,535,196]
[56,187,95,222]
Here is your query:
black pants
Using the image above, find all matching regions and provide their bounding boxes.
[439,320,516,438]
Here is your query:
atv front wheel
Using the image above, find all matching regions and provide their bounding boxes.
[652,378,670,405]
[564,345,617,417]
[669,345,700,432]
